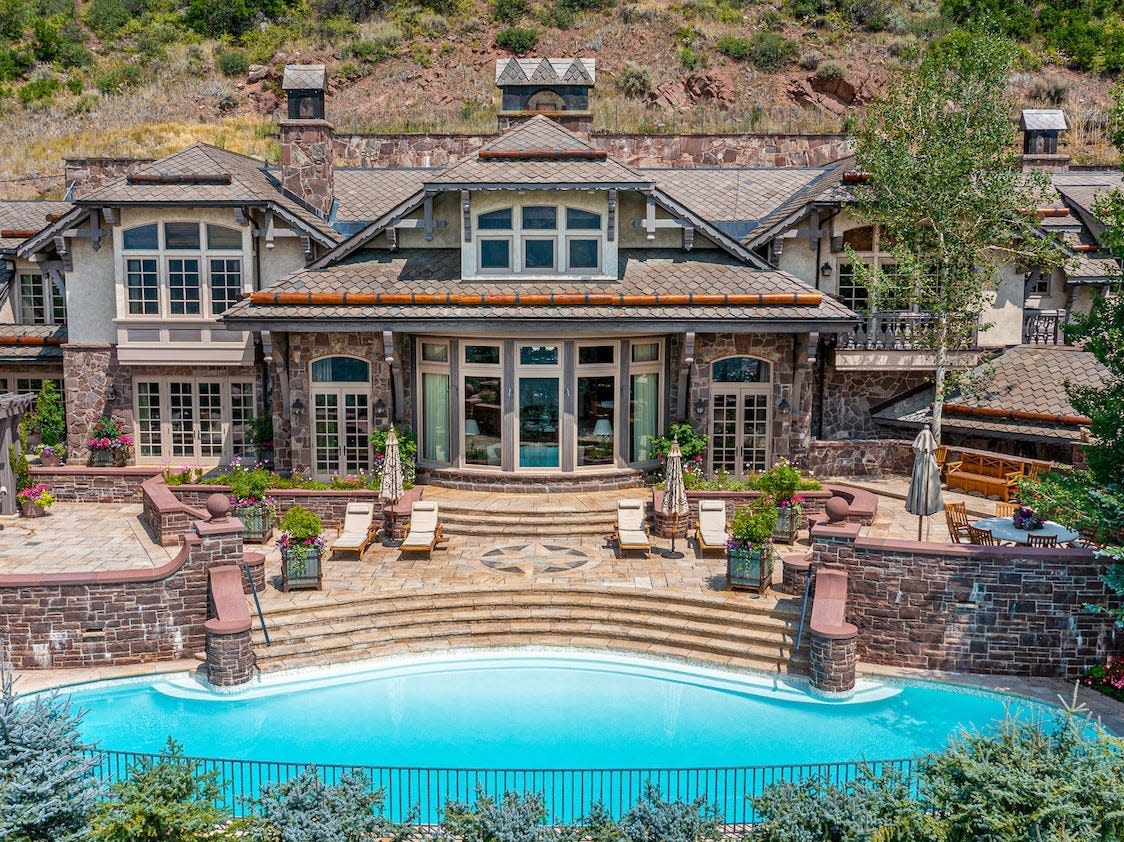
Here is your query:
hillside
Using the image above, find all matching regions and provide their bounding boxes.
[0,0,1121,199]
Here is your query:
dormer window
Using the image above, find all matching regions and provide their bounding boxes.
[474,203,604,277]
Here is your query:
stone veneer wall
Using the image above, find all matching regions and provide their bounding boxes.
[30,465,158,502]
[0,515,244,669]
[811,523,1122,677]
[803,439,915,477]
[817,366,930,441]
[64,158,154,198]
[332,132,851,169]
[280,120,335,217]
[809,634,857,694]
[282,332,392,474]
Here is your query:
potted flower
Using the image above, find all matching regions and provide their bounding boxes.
[86,416,131,467]
[35,443,66,468]
[755,458,807,542]
[1013,505,1045,531]
[727,498,778,595]
[278,505,325,592]
[228,466,276,542]
[18,484,54,518]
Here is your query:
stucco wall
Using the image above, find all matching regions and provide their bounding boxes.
[65,233,115,344]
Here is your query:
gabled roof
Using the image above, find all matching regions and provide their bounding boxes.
[495,58,595,85]
[73,143,340,245]
[333,169,440,224]
[0,201,73,253]
[742,157,856,249]
[1021,109,1067,131]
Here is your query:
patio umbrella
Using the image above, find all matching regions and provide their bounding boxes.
[905,427,943,541]
[661,439,690,556]
[379,427,405,541]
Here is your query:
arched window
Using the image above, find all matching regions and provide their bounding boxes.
[711,357,770,383]
[311,356,370,383]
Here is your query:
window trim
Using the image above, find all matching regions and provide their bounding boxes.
[17,272,66,326]
[470,202,607,280]
[132,376,256,465]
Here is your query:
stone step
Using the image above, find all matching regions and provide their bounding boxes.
[253,603,799,650]
[442,522,617,537]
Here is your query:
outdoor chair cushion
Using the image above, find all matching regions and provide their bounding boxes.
[409,501,438,534]
[696,500,729,550]
[616,500,646,532]
[617,528,650,548]
[330,502,376,554]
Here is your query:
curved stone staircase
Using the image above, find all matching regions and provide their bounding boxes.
[422,487,649,537]
[250,586,809,677]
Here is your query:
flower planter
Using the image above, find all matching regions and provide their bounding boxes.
[773,507,800,543]
[727,546,773,595]
[88,450,114,467]
[281,545,322,592]
[20,501,46,518]
[38,452,63,467]
[234,504,274,543]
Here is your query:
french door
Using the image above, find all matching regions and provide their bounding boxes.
[312,389,370,478]
[709,389,770,479]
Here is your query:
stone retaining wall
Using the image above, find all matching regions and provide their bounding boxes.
[30,465,158,503]
[811,522,1122,677]
[804,439,915,477]
[650,485,876,536]
[0,516,244,670]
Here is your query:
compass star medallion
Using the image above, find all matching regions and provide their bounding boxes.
[478,542,598,576]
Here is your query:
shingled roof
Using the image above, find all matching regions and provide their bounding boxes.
[0,201,73,253]
[224,247,857,329]
[0,324,66,363]
[333,169,439,223]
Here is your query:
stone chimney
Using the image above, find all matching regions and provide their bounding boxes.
[280,64,335,218]
[495,58,595,133]
[1020,109,1069,172]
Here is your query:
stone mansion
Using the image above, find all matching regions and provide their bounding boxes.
[0,60,1116,486]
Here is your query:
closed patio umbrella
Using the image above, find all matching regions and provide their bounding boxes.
[661,439,690,556]
[906,427,943,541]
[379,427,405,541]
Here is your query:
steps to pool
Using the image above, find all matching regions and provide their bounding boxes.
[422,486,649,537]
[249,587,809,677]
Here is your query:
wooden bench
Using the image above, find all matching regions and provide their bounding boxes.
[944,452,1024,501]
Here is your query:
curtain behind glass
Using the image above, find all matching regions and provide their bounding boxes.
[630,373,658,462]
[423,373,450,462]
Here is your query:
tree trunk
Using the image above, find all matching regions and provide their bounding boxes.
[931,318,948,447]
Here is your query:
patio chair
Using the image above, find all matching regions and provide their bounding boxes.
[615,499,651,558]
[1027,534,1057,548]
[994,502,1018,518]
[400,501,443,557]
[967,525,997,546]
[944,502,971,544]
[329,502,378,559]
[1073,524,1106,549]
[694,500,730,555]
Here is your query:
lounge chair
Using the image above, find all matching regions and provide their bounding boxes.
[695,500,730,555]
[401,501,442,557]
[615,499,651,558]
[329,502,378,559]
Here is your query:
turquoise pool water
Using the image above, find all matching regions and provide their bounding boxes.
[67,652,1048,769]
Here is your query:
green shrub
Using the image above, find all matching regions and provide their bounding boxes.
[815,58,845,79]
[89,738,231,842]
[492,0,527,24]
[84,0,143,39]
[228,466,273,503]
[591,781,722,841]
[185,0,293,37]
[757,6,785,30]
[217,49,250,77]
[731,498,778,547]
[718,31,798,70]
[95,61,143,94]
[539,5,575,27]
[648,423,708,462]
[32,379,66,447]
[370,426,417,458]
[0,46,34,82]
[617,60,652,98]
[18,76,61,104]
[495,26,538,53]
[278,504,322,540]
[0,0,26,39]
[679,45,704,69]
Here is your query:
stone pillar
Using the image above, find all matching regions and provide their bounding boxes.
[280,120,335,217]
[198,495,254,687]
[205,623,254,687]
[241,551,266,594]
[810,631,857,695]
[781,551,812,595]
[62,344,117,460]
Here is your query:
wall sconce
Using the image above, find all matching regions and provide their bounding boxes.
[105,385,118,402]
[693,398,707,418]
[291,396,304,415]
[820,262,833,278]
[776,385,792,416]
[373,397,387,420]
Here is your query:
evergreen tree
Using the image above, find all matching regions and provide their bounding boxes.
[0,662,100,842]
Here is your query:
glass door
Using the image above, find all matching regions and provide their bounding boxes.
[709,389,770,479]
[313,393,340,476]
[516,343,561,469]
[313,390,371,478]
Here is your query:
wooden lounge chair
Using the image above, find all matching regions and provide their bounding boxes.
[967,525,997,546]
[1027,534,1057,548]
[615,499,651,558]
[329,502,378,559]
[944,502,971,544]
[994,502,1018,518]
[400,501,443,557]
[695,500,731,555]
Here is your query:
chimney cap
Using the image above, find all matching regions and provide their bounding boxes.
[1020,109,1067,132]
[283,64,327,91]
[496,58,595,86]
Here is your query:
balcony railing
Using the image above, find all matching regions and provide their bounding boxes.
[1022,309,1067,345]
[838,311,977,352]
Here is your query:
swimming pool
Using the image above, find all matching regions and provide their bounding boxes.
[64,651,1054,822]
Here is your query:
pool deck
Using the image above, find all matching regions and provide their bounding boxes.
[5,483,1123,734]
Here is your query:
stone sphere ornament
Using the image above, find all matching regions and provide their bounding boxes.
[206,492,231,521]
[825,496,850,523]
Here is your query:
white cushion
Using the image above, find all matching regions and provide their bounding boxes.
[401,530,435,549]
[618,528,650,547]
[697,500,726,536]
[332,532,368,549]
[341,502,374,536]
[699,530,729,547]
[410,501,438,533]
[617,500,645,532]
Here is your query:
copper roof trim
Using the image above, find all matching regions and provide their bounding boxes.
[943,403,1091,427]
[0,335,65,347]
[477,149,608,161]
[0,228,37,239]
[1036,207,1070,218]
[126,173,233,186]
[248,290,824,308]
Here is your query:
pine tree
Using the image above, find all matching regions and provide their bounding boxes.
[0,661,100,842]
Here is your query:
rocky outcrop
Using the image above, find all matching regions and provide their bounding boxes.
[649,71,735,111]
[788,70,879,116]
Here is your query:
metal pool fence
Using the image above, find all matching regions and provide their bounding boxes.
[84,749,915,826]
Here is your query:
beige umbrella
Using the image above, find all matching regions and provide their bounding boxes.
[379,427,405,541]
[661,439,690,556]
[906,427,943,541]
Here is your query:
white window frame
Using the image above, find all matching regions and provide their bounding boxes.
[17,272,66,325]
[514,342,563,472]
[119,222,247,321]
[417,340,452,468]
[471,203,606,280]
[460,343,503,470]
[627,338,663,465]
[131,377,256,465]
[574,340,618,470]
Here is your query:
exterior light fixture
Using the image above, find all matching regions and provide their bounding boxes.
[291,396,304,415]
[820,262,832,278]
[693,398,707,418]
[776,385,792,416]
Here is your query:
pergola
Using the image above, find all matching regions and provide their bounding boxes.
[0,393,37,516]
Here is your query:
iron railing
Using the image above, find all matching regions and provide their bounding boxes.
[837,310,978,351]
[1022,308,1067,345]
[84,748,915,826]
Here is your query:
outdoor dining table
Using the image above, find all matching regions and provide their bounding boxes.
[972,516,1079,546]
